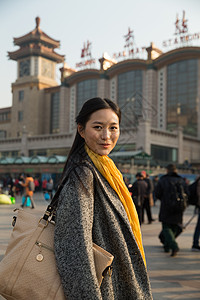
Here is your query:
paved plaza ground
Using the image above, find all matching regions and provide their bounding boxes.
[0,193,200,299]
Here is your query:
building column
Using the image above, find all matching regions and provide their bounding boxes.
[59,86,69,134]
[177,126,183,164]
[136,119,151,154]
[98,77,109,99]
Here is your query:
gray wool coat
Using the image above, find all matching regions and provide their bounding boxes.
[54,147,153,300]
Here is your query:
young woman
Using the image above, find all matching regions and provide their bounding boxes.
[54,97,152,299]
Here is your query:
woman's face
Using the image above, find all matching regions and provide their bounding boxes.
[78,108,120,156]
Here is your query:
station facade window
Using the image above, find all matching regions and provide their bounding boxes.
[0,130,6,139]
[0,150,19,158]
[50,92,60,133]
[76,79,97,114]
[151,144,177,163]
[117,70,143,128]
[18,111,23,122]
[167,59,198,136]
[19,90,24,101]
[0,112,10,122]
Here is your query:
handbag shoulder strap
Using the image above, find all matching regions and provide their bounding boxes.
[42,166,74,221]
[42,162,93,221]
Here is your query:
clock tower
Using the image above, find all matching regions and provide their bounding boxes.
[8,17,65,138]
[8,16,64,87]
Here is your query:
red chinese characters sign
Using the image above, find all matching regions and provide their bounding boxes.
[174,10,188,35]
[124,27,134,48]
[113,27,146,60]
[76,40,95,69]
[81,41,91,58]
[163,11,200,47]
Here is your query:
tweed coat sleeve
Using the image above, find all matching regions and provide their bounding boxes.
[54,165,103,300]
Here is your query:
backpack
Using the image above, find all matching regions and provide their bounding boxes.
[168,180,188,213]
[28,180,35,192]
[188,178,200,207]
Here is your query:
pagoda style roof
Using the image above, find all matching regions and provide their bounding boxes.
[8,17,65,63]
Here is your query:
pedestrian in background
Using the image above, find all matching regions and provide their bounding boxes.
[191,176,200,251]
[153,175,159,206]
[123,176,130,188]
[141,171,155,224]
[42,178,47,191]
[155,164,188,257]
[129,172,148,224]
[34,177,40,192]
[6,175,14,197]
[20,174,35,209]
[46,178,54,200]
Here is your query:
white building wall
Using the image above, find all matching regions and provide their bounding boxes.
[136,120,151,154]
[183,135,200,162]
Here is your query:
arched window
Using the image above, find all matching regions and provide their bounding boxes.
[117,70,143,128]
[167,59,198,136]
[76,79,97,114]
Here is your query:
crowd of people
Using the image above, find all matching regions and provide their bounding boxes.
[126,165,200,256]
[127,171,156,225]
[1,164,199,259]
[0,174,55,208]
[1,163,199,258]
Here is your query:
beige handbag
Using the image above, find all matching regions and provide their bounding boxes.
[0,173,114,300]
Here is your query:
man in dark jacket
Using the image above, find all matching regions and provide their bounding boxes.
[191,176,200,251]
[129,172,147,224]
[141,171,154,224]
[155,164,188,257]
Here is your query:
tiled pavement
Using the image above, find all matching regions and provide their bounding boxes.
[0,194,200,299]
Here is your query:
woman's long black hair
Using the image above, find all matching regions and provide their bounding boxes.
[62,97,121,175]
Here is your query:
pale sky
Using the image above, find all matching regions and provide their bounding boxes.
[0,0,199,108]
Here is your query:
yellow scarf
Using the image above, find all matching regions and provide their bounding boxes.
[85,144,146,266]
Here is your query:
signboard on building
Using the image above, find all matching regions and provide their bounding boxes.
[76,40,96,69]
[163,11,200,48]
[113,27,147,60]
